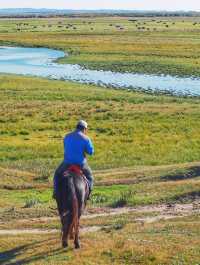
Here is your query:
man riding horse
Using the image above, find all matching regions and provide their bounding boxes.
[53,120,94,200]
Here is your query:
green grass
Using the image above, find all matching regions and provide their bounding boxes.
[1,75,200,176]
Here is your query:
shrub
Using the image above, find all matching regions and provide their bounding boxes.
[111,189,135,208]
[19,130,29,135]
[24,197,41,208]
[91,193,108,204]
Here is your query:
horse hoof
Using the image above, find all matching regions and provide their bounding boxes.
[75,243,80,249]
[62,241,68,248]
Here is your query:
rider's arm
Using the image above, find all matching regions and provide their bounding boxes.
[85,138,94,156]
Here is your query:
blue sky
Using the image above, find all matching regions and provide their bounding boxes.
[0,0,199,11]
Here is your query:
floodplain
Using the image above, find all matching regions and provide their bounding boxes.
[0,16,200,264]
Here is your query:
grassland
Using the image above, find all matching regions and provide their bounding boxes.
[1,74,200,172]
[0,16,200,264]
[1,75,200,264]
[1,17,200,77]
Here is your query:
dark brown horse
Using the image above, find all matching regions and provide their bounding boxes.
[56,165,89,249]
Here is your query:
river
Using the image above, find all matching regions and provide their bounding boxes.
[0,46,200,96]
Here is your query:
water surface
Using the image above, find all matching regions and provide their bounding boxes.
[0,46,200,96]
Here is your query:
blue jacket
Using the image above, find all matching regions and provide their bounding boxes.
[63,130,94,166]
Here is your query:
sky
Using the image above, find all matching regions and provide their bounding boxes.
[0,0,200,11]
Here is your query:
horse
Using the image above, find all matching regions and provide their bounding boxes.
[56,165,89,249]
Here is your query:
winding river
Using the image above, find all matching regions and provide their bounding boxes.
[0,46,200,96]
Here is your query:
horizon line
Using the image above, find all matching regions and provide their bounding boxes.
[0,7,199,11]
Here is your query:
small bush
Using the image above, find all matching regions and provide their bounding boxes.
[10,131,17,136]
[24,197,41,208]
[19,130,29,135]
[112,221,125,230]
[91,193,108,204]
[96,127,108,133]
[111,189,135,208]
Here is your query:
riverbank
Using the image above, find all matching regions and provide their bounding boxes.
[1,17,200,78]
[1,46,200,96]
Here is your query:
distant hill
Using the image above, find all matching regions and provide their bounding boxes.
[0,8,199,18]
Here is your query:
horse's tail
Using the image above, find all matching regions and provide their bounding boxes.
[67,175,79,235]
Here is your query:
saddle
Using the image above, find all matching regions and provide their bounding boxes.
[63,165,89,196]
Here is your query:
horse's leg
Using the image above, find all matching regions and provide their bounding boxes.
[61,213,71,248]
[69,226,74,239]
[74,205,82,249]
[73,176,87,249]
[62,229,68,248]
[74,218,80,249]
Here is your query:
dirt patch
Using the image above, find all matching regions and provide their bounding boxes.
[0,201,200,235]
[1,201,200,226]
[172,191,200,203]
[135,215,184,224]
[0,225,103,236]
[0,229,58,235]
[94,162,200,177]
[86,201,200,217]
[160,166,200,181]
